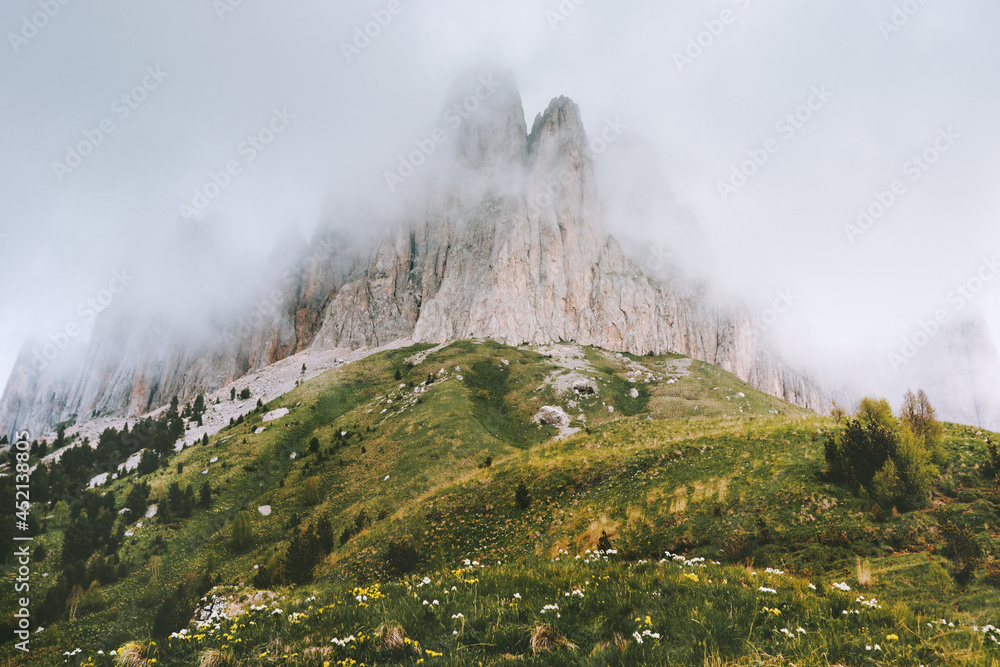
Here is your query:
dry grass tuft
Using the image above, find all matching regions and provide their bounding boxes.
[198,649,233,667]
[530,625,578,655]
[857,557,874,587]
[375,623,408,651]
[115,641,150,667]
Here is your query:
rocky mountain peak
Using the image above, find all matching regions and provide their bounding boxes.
[527,95,589,165]
[444,65,527,185]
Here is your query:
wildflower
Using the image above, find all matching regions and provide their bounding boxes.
[808,583,817,590]
[758,587,777,594]
[513,593,521,599]
[832,582,851,592]
[886,634,899,641]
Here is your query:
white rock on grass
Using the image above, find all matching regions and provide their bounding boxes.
[119,450,143,473]
[533,406,571,428]
[262,408,289,423]
[145,505,158,518]
[629,388,639,398]
[258,506,271,516]
[254,427,266,434]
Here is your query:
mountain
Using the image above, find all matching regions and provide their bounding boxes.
[0,63,909,439]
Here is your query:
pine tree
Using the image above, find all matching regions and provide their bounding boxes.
[317,515,334,554]
[285,527,322,584]
[198,481,212,508]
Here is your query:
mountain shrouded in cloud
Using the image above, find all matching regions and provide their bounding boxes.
[0,66,838,439]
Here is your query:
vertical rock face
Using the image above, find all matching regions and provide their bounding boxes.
[311,71,831,412]
[894,311,1000,431]
[17,65,1000,438]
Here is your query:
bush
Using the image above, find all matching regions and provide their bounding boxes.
[286,527,323,584]
[230,512,253,551]
[938,515,985,583]
[385,539,420,574]
[304,478,320,505]
[900,389,945,464]
[515,481,531,510]
[826,396,937,511]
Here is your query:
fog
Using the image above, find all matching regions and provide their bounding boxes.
[1,0,998,418]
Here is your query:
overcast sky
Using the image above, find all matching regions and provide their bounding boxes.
[1,0,998,393]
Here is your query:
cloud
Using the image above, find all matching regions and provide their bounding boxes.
[1,0,998,412]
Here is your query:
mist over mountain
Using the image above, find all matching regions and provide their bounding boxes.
[1,66,837,439]
[3,59,999,439]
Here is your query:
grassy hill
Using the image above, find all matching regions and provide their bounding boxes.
[2,341,998,666]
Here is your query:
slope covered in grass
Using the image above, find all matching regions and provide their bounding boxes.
[2,341,998,666]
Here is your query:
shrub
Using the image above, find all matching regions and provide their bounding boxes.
[285,526,323,584]
[938,515,985,583]
[230,512,253,551]
[871,459,903,513]
[385,538,420,574]
[900,389,945,464]
[304,478,320,506]
[317,515,335,554]
[515,481,531,510]
[826,396,937,511]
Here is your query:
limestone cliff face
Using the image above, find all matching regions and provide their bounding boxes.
[311,70,830,412]
[2,66,839,438]
[894,311,1000,431]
